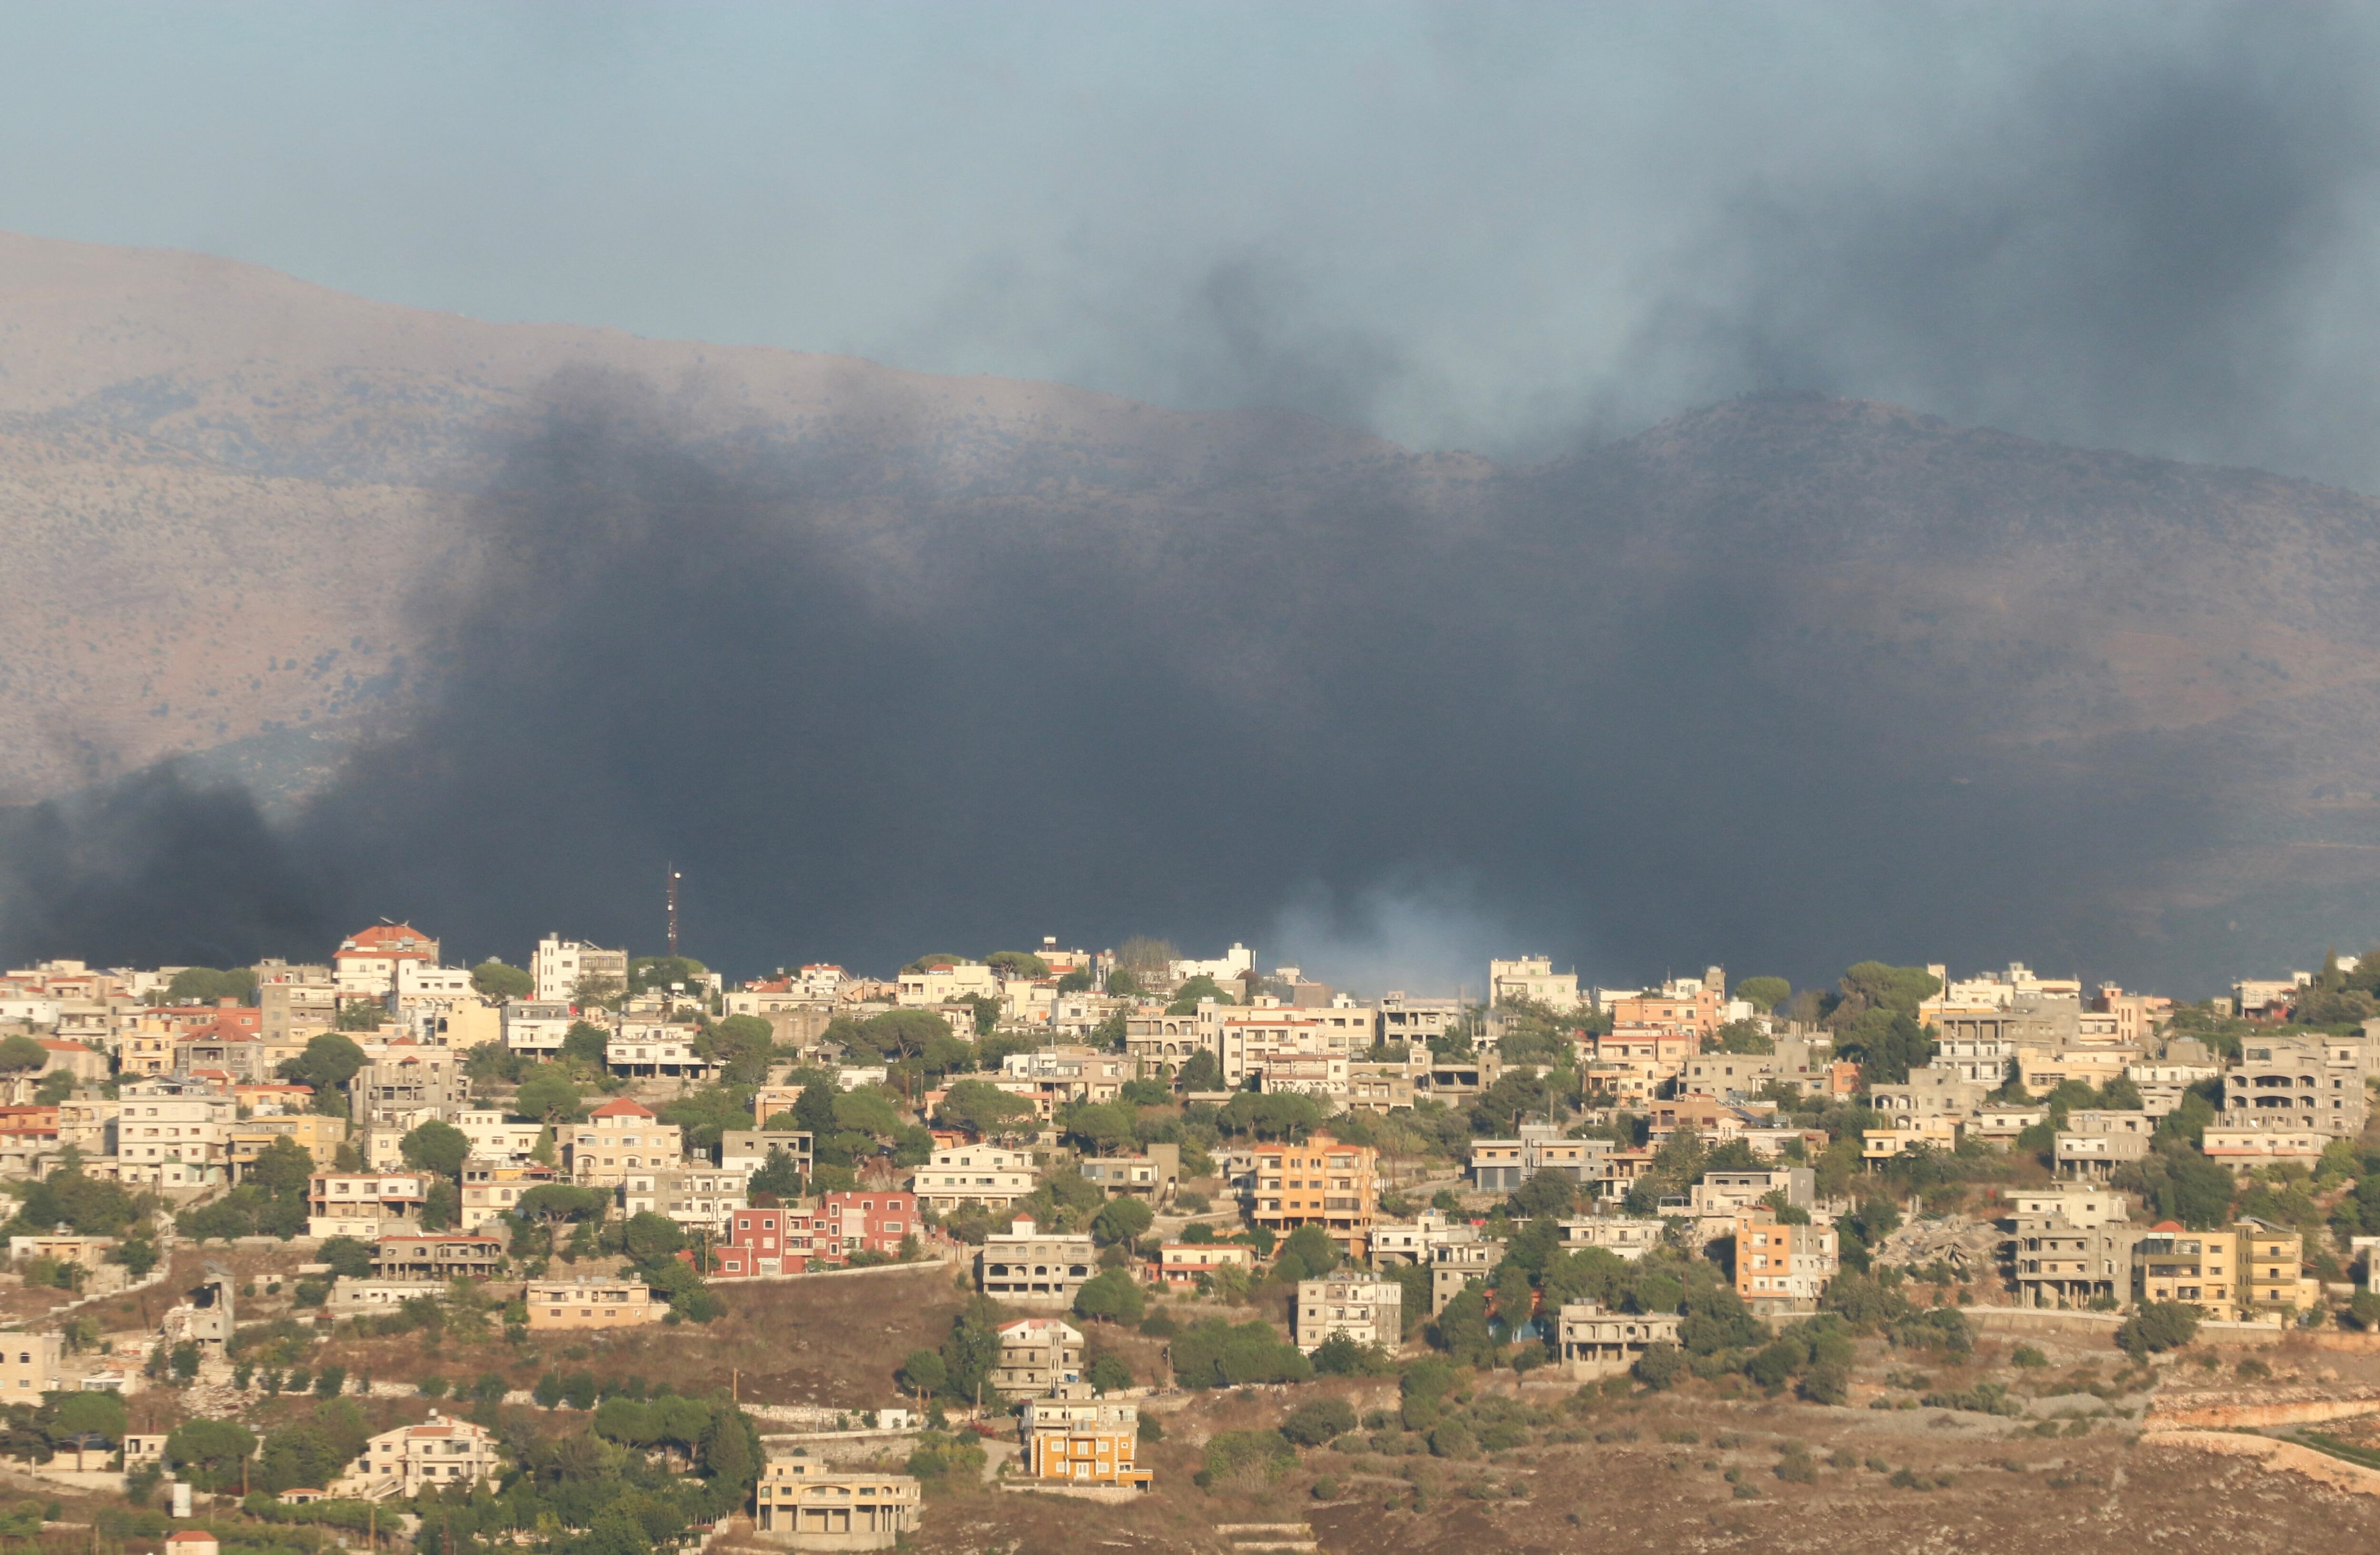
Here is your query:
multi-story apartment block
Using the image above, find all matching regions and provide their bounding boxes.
[228,1114,348,1177]
[353,1046,462,1121]
[621,1167,749,1233]
[1488,956,1581,1010]
[334,925,441,996]
[2202,1125,2328,1173]
[501,1000,574,1059]
[1292,1275,1401,1353]
[753,1454,920,1546]
[607,1021,716,1080]
[1732,1209,1836,1314]
[2133,1221,2239,1317]
[460,1161,557,1232]
[718,1129,813,1180]
[1021,1385,1148,1488]
[454,1110,543,1162]
[2237,1217,2314,1317]
[110,1088,237,1170]
[258,974,339,1042]
[558,1099,684,1187]
[334,1413,502,1499]
[1246,1132,1378,1261]
[978,1217,1095,1303]
[525,1276,664,1330]
[992,1317,1083,1395]
[2006,1212,2132,1309]
[1153,1240,1255,1288]
[371,1234,504,1282]
[1431,1238,1499,1314]
[1468,1125,1607,1190]
[716,1206,793,1278]
[532,937,628,1005]
[1688,1168,1815,1218]
[307,1172,430,1239]
[1370,1211,1479,1268]
[2225,1035,2372,1139]
[912,1144,1036,1212]
[798,1189,916,1266]
[896,960,1000,1007]
[1202,1001,1377,1090]
[0,1333,62,1398]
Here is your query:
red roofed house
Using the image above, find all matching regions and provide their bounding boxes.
[164,1532,218,1555]
[333,1411,502,1500]
[335,924,442,996]
[557,1098,684,1187]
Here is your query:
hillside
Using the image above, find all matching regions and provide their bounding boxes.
[6,230,2380,980]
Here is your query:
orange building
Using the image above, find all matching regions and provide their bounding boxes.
[1608,989,1724,1040]
[1248,1132,1378,1260]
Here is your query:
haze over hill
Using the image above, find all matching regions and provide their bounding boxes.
[2,230,2378,991]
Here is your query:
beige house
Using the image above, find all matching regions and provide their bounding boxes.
[558,1099,685,1186]
[307,1172,430,1239]
[912,1144,1035,1212]
[0,1332,61,1398]
[976,1218,1096,1304]
[992,1317,1083,1396]
[334,1412,503,1500]
[526,1276,664,1330]
[754,1451,920,1549]
[1293,1275,1401,1353]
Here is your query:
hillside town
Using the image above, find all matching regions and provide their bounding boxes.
[0,927,2376,1550]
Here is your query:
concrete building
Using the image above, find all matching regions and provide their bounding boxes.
[1556,1302,1681,1378]
[1488,957,1581,1010]
[2225,1035,2371,1139]
[2004,1187,2128,1228]
[1370,1211,1478,1268]
[335,1413,503,1500]
[607,1023,717,1080]
[502,1000,574,1059]
[459,1161,557,1232]
[2202,1125,2328,1173]
[795,1189,916,1266]
[1430,1238,1498,1314]
[1078,1143,1180,1204]
[622,1167,750,1233]
[896,960,999,1007]
[1293,1275,1401,1353]
[977,1218,1096,1304]
[532,938,629,1005]
[1153,1240,1255,1288]
[1247,1132,1378,1261]
[719,1129,813,1179]
[0,1332,61,1398]
[2006,1213,2132,1308]
[1732,1210,1836,1314]
[1554,1216,1667,1261]
[334,925,442,996]
[912,1144,1036,1212]
[558,1099,684,1187]
[992,1316,1084,1395]
[1468,1125,1609,1191]
[1204,1000,1377,1092]
[307,1172,430,1239]
[1689,1168,1815,1218]
[753,1451,920,1549]
[2132,1221,2240,1318]
[1378,993,1461,1048]
[525,1276,664,1330]
[1021,1386,1149,1489]
[2053,1111,2153,1179]
[371,1234,504,1282]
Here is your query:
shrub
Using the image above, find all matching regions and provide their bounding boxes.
[1281,1398,1359,1448]
[1797,1363,1849,1406]
[1312,1475,1339,1500]
[1632,1342,1685,1391]
[1427,1420,1477,1460]
[2011,1346,2048,1368]
[1205,1429,1295,1491]
[1775,1451,1818,1484]
[2115,1301,2200,1358]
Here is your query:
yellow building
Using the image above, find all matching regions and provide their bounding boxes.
[1861,1115,1960,1162]
[229,1114,348,1175]
[2237,1218,2313,1317]
[525,1276,664,1330]
[1021,1387,1150,1489]
[2132,1221,2238,1318]
[1248,1132,1378,1261]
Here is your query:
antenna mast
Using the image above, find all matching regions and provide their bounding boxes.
[666,865,682,959]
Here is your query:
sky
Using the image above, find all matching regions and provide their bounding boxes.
[6,2,2380,482]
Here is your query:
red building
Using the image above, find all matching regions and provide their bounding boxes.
[715,1207,792,1278]
[802,1190,915,1266]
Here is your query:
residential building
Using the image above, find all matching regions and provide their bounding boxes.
[258,977,339,1042]
[607,1023,717,1080]
[353,1047,462,1120]
[992,1317,1084,1395]
[1609,985,1725,1041]
[622,1167,750,1234]
[1862,1115,1961,1162]
[798,1189,916,1266]
[1431,1238,1498,1314]
[753,1452,920,1549]
[1344,1058,1422,1112]
[1732,1210,1836,1313]
[2005,1187,2128,1228]
[1293,1275,1401,1353]
[0,1333,61,1397]
[525,1276,664,1330]
[719,1129,813,1180]
[1689,1168,1815,1218]
[1122,1009,1207,1069]
[228,1114,347,1178]
[459,1161,557,1232]
[2006,1212,2132,1309]
[502,1000,574,1059]
[1246,1132,1378,1261]
[1868,1070,1990,1119]
[1021,1386,1149,1489]
[896,960,1000,1007]
[912,1144,1036,1212]
[109,1088,237,1169]
[2126,1060,2221,1119]
[558,1099,684,1187]
[334,1412,502,1499]
[1202,1000,1376,1092]
[1371,1211,1478,1268]
[1489,957,1581,1011]
[1556,1302,1681,1378]
[2237,1218,2314,1317]
[334,925,442,996]
[1153,1240,1255,1288]
[371,1234,504,1282]
[533,937,628,1005]
[1468,1126,1609,1191]
[306,1172,430,1239]
[1378,993,1461,1047]
[2054,1111,2153,1179]
[2133,1222,2239,1318]
[717,1206,793,1278]
[1078,1143,1180,1203]
[2224,1035,2372,1139]
[978,1217,1095,1303]
[1554,1216,1667,1262]
[2202,1125,2328,1173]
[455,1110,543,1163]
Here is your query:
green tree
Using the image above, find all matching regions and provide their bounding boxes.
[164,966,258,1005]
[938,1080,1039,1139]
[278,1032,367,1096]
[317,1235,375,1278]
[987,951,1053,980]
[516,1068,585,1122]
[1073,1269,1146,1326]
[939,1302,1005,1406]
[400,1119,471,1180]
[1166,975,1236,1014]
[1104,970,1143,999]
[54,1391,125,1440]
[1177,1050,1222,1091]
[896,1349,947,1399]
[1055,970,1095,994]
[1432,1288,1497,1366]
[1091,1197,1154,1247]
[470,961,534,1000]
[248,1136,318,1198]
[165,1419,257,1490]
[0,1035,48,1073]
[749,1147,805,1202]
[2117,1301,2201,1357]
[628,956,709,996]
[1734,977,1791,1013]
[562,1020,612,1066]
[623,1211,687,1265]
[1279,1397,1356,1446]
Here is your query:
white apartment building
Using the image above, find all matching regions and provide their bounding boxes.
[307,1172,431,1239]
[109,1091,237,1169]
[502,999,573,1058]
[1202,999,1377,1089]
[621,1167,749,1233]
[557,1099,684,1186]
[394,963,474,1001]
[1489,956,1581,1010]
[1170,943,1255,984]
[333,925,441,996]
[1292,1275,1402,1353]
[533,937,630,1005]
[606,1023,715,1078]
[455,1110,544,1162]
[335,1413,503,1500]
[897,961,1000,1007]
[1556,1216,1667,1261]
[912,1144,1036,1212]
